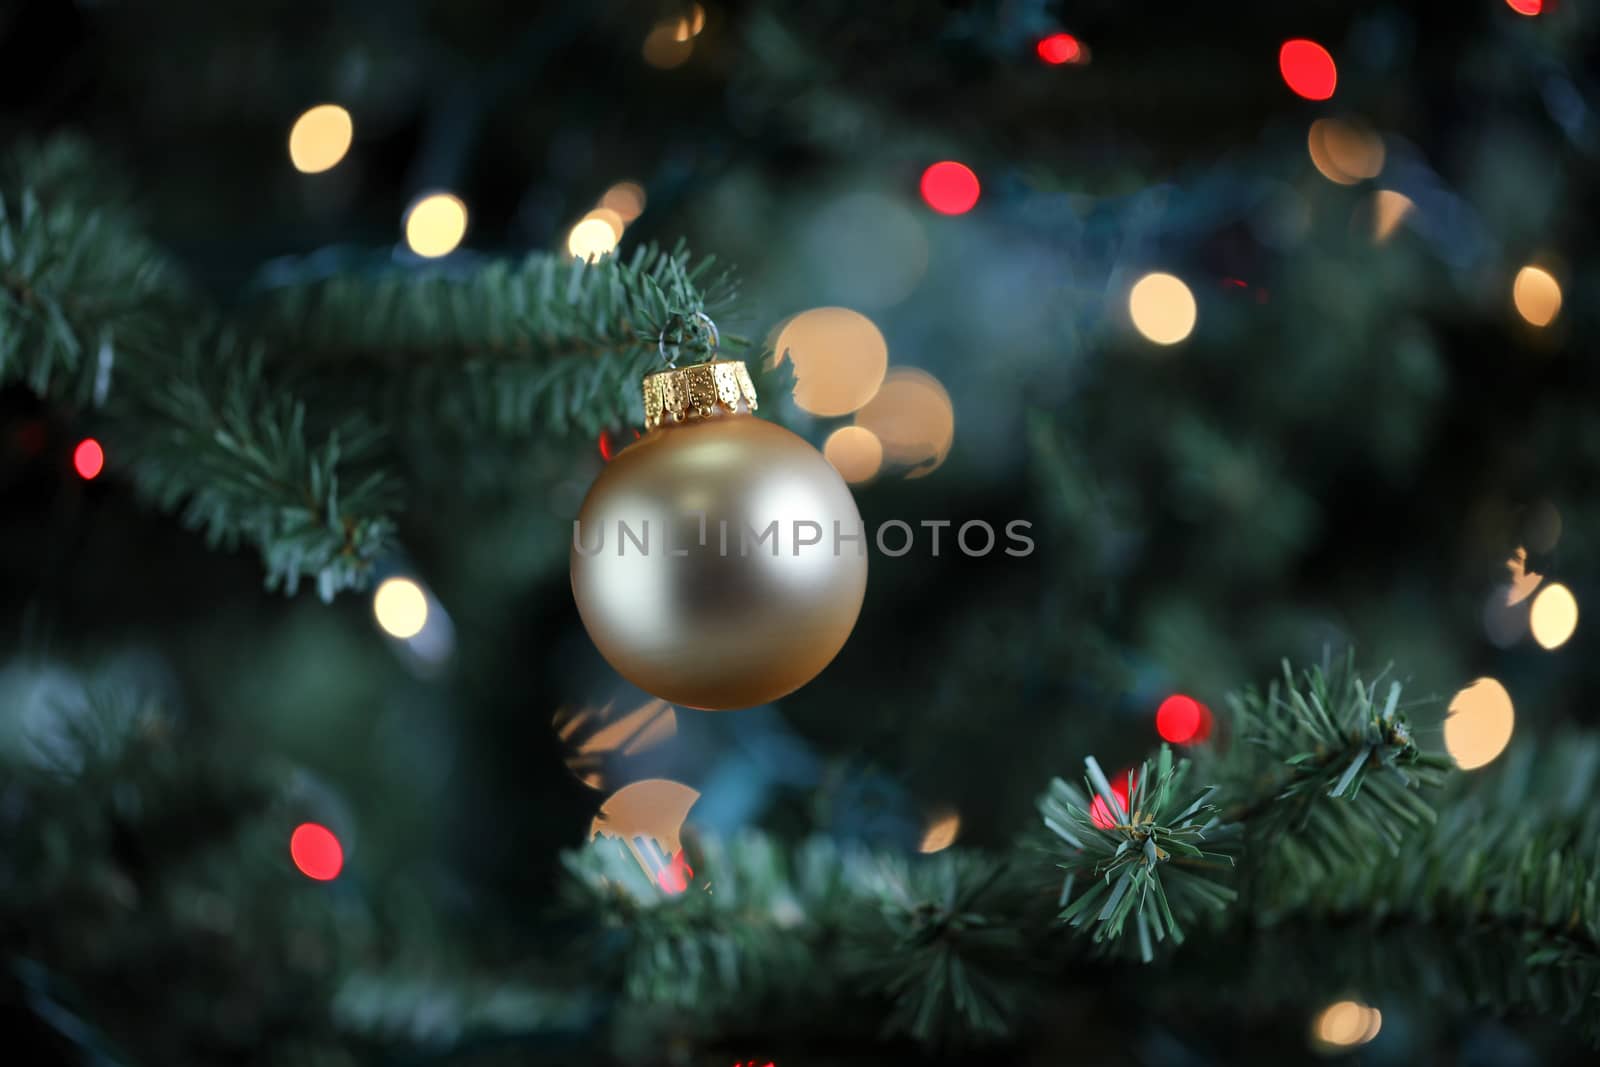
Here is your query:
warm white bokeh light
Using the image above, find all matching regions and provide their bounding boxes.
[1313,1001,1381,1050]
[405,193,468,258]
[642,22,693,68]
[1530,583,1578,650]
[918,811,961,854]
[1371,190,1413,242]
[774,307,889,417]
[1129,272,1197,345]
[600,181,647,222]
[852,368,955,478]
[823,425,885,484]
[288,104,354,174]
[584,206,626,240]
[373,577,430,639]
[567,216,620,261]
[1308,118,1384,185]
[1513,266,1562,327]
[1444,677,1515,771]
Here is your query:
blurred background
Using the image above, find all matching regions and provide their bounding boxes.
[1,0,1598,1064]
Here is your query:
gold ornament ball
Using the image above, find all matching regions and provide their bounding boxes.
[571,364,867,711]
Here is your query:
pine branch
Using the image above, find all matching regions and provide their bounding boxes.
[253,243,743,438]
[1040,658,1451,962]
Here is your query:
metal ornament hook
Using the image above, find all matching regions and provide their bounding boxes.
[657,311,720,369]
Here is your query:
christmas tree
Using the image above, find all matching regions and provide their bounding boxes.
[3,1,1598,1063]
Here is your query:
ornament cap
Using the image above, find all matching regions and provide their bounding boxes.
[642,359,759,430]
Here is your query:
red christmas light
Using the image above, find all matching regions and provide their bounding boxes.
[1036,33,1081,65]
[290,822,344,881]
[1506,0,1542,14]
[598,427,640,461]
[657,850,694,894]
[1089,771,1137,829]
[1156,694,1205,744]
[920,161,981,216]
[73,438,105,480]
[1279,39,1337,101]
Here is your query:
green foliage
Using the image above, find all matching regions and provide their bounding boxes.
[254,243,742,439]
[1041,747,1236,961]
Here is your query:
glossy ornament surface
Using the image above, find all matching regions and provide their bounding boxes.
[571,361,867,710]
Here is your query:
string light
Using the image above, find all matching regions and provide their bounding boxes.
[919,811,961,853]
[1279,39,1337,101]
[373,577,430,639]
[642,20,694,69]
[1312,1000,1381,1050]
[852,368,955,478]
[567,215,620,261]
[919,161,980,215]
[600,181,647,222]
[73,438,105,480]
[1443,678,1514,771]
[1506,0,1542,14]
[774,307,888,417]
[1129,272,1197,345]
[1530,582,1577,650]
[1371,190,1413,242]
[674,3,707,40]
[1036,34,1082,65]
[404,193,468,258]
[1513,265,1562,326]
[1155,694,1211,744]
[290,822,344,881]
[287,104,353,174]
[1089,771,1135,830]
[823,425,885,484]
[1307,118,1384,185]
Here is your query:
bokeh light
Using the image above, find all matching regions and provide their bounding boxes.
[553,698,677,791]
[287,104,353,174]
[1313,1000,1381,1050]
[675,3,707,39]
[1280,40,1337,101]
[774,307,889,417]
[600,181,647,222]
[73,438,104,480]
[590,778,701,888]
[404,193,468,258]
[824,425,884,484]
[920,161,981,215]
[642,21,694,68]
[290,822,344,881]
[1155,694,1211,745]
[1371,190,1413,242]
[1505,545,1543,606]
[1036,34,1082,65]
[373,577,430,639]
[568,215,620,261]
[1530,583,1577,650]
[1513,265,1562,327]
[1506,0,1543,15]
[583,206,626,240]
[1308,118,1384,185]
[1089,771,1135,830]
[1444,678,1515,771]
[919,811,961,853]
[1129,272,1197,345]
[852,368,955,478]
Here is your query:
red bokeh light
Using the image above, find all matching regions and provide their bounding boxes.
[1506,0,1542,14]
[73,438,105,480]
[1088,770,1137,829]
[1036,33,1081,65]
[1157,694,1207,744]
[657,850,694,894]
[598,427,640,461]
[920,162,981,216]
[290,822,344,881]
[1279,39,1337,101]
